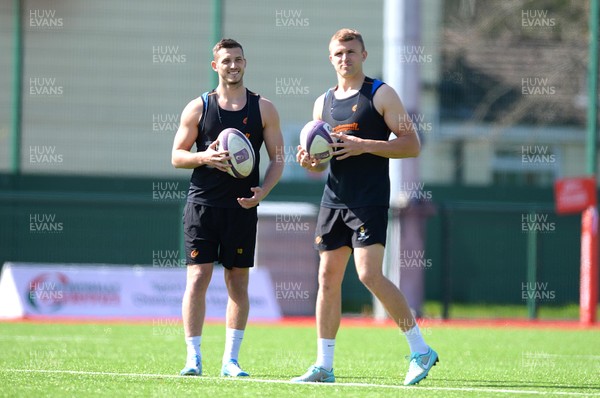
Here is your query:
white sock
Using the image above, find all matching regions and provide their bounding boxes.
[185,336,201,367]
[404,325,429,355]
[223,328,245,364]
[315,338,335,371]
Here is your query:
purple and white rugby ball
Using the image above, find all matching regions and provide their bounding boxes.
[217,128,255,178]
[299,120,334,163]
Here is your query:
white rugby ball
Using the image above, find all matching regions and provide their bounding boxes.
[299,120,334,163]
[217,128,255,178]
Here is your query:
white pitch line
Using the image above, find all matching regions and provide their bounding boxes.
[0,335,111,342]
[1,368,598,397]
[522,353,600,360]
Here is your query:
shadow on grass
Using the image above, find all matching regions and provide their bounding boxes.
[218,373,600,392]
[248,373,391,382]
[435,378,600,391]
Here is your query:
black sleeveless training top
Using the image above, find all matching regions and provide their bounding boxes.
[187,89,264,208]
[320,77,391,209]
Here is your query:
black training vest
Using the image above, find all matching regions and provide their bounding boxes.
[320,77,391,209]
[187,89,263,208]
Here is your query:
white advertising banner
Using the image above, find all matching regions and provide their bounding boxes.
[0,263,281,320]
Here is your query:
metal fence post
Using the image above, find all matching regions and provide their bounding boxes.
[526,211,538,319]
[441,203,451,320]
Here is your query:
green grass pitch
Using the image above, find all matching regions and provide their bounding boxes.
[1,321,599,397]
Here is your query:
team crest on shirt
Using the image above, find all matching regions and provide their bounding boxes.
[357,226,369,242]
[236,248,243,254]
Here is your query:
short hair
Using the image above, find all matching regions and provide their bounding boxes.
[212,38,244,59]
[330,28,365,51]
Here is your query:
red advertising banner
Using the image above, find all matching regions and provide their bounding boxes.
[554,177,597,215]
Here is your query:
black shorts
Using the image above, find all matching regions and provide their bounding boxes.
[314,206,388,251]
[183,202,257,268]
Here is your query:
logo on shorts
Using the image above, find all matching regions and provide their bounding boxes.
[236,248,243,254]
[357,226,369,242]
[190,249,199,259]
[315,236,322,245]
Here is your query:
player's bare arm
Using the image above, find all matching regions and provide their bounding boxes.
[330,84,421,160]
[237,98,284,209]
[171,97,231,172]
[296,94,329,173]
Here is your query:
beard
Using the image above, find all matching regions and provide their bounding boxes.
[221,71,244,87]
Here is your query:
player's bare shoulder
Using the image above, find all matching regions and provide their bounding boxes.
[181,96,205,124]
[258,96,280,126]
[312,93,326,120]
[372,83,401,115]
[258,96,278,112]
